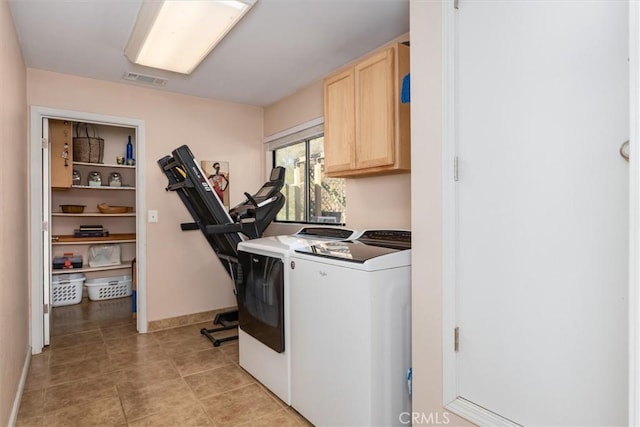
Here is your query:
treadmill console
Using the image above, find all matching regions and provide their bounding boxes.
[230,166,285,221]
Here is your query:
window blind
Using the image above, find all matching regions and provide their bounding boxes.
[265,118,324,151]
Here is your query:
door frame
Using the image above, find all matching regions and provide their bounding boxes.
[440,0,640,424]
[628,2,640,424]
[29,106,148,353]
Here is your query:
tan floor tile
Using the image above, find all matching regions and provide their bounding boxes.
[24,362,52,392]
[112,358,181,393]
[159,333,219,358]
[287,407,314,426]
[29,352,50,369]
[255,381,287,409]
[48,343,108,367]
[105,345,170,372]
[220,341,239,363]
[85,297,133,322]
[14,415,44,427]
[171,347,231,376]
[43,374,118,412]
[119,377,199,421]
[98,315,136,328]
[100,323,138,340]
[26,300,309,427]
[104,333,157,354]
[127,400,213,426]
[148,310,229,332]
[43,396,126,426]
[23,352,52,390]
[200,383,282,426]
[152,321,234,342]
[17,389,44,419]
[184,363,254,399]
[241,409,303,427]
[47,356,109,387]
[49,330,104,350]
[51,320,100,337]
[51,303,90,324]
[151,324,196,342]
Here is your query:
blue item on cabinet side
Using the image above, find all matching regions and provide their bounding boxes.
[401,73,410,103]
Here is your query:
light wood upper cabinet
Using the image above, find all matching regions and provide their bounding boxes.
[324,68,356,174]
[50,119,73,189]
[324,42,410,177]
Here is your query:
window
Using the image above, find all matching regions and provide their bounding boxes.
[269,123,346,224]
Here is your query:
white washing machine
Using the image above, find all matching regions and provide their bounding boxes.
[236,226,357,405]
[289,230,412,426]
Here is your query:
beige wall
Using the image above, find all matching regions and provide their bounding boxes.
[410,1,470,425]
[264,81,323,138]
[27,69,264,322]
[0,0,29,424]
[263,45,411,231]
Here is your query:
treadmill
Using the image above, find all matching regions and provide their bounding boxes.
[158,144,285,346]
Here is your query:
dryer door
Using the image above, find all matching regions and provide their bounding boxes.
[237,251,285,353]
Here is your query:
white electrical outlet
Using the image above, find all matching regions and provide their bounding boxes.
[148,210,158,223]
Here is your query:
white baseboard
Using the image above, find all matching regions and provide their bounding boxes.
[8,346,31,427]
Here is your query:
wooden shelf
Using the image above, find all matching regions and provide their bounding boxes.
[52,212,136,217]
[73,161,135,169]
[71,185,135,190]
[51,261,134,275]
[52,233,136,245]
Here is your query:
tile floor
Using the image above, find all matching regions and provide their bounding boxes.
[16,297,311,426]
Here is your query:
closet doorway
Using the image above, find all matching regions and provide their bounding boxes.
[29,106,147,353]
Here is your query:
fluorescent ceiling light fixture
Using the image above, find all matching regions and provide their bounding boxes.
[125,0,256,74]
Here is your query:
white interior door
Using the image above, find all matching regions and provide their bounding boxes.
[42,117,51,346]
[455,1,629,425]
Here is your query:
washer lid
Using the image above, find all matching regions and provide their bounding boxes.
[295,226,357,240]
[237,226,358,256]
[294,230,411,264]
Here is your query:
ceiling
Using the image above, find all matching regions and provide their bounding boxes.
[8,0,410,107]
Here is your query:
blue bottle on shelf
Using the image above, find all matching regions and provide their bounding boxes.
[126,136,133,162]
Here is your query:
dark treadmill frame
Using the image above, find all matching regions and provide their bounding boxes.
[158,144,285,346]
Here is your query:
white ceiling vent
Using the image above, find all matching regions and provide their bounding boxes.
[123,72,168,86]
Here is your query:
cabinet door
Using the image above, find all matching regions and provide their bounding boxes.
[355,47,395,169]
[50,119,73,188]
[324,68,356,173]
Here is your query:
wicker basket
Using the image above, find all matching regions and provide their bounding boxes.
[73,123,104,163]
[97,203,132,214]
[60,204,85,213]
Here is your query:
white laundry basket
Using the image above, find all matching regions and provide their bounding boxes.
[85,275,132,301]
[52,273,86,307]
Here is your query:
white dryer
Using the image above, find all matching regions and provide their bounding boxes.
[289,230,412,426]
[236,226,357,405]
